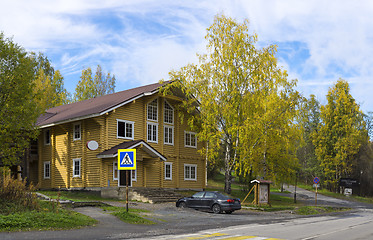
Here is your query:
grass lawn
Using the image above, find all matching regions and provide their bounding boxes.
[37,190,108,202]
[0,200,97,232]
[101,206,155,225]
[36,191,156,225]
[298,184,373,204]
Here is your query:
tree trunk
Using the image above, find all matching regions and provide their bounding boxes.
[224,143,232,194]
[224,170,232,194]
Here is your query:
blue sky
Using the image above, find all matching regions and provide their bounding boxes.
[1,0,373,112]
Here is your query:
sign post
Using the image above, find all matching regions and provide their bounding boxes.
[313,177,320,206]
[118,149,136,212]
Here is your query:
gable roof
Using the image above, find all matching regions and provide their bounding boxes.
[37,81,170,128]
[96,140,167,161]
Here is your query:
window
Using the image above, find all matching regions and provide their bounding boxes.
[164,126,174,145]
[73,158,81,178]
[147,99,158,121]
[131,170,137,182]
[113,161,118,180]
[184,164,197,181]
[204,192,216,199]
[44,129,51,145]
[165,162,172,180]
[117,119,134,140]
[164,100,174,124]
[73,123,81,141]
[44,161,50,179]
[147,122,158,143]
[185,131,197,148]
[192,192,204,198]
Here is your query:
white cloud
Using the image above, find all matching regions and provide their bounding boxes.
[1,0,372,111]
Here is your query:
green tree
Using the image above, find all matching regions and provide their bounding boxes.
[364,112,373,141]
[74,65,115,102]
[0,33,40,165]
[297,95,323,184]
[31,53,70,110]
[163,15,301,193]
[313,79,368,191]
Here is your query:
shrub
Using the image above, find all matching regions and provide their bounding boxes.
[0,167,39,215]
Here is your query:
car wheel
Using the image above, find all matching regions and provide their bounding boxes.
[212,204,222,214]
[178,201,187,208]
[225,210,233,214]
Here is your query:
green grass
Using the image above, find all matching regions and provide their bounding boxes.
[101,206,155,225]
[38,192,156,225]
[37,190,107,202]
[298,184,373,204]
[0,201,97,232]
[112,211,155,225]
[295,206,350,215]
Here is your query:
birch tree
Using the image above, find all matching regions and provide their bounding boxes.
[32,53,70,110]
[297,95,323,183]
[313,79,368,191]
[74,65,115,102]
[0,33,40,165]
[164,15,301,193]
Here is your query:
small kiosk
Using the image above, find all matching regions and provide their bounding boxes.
[250,179,272,206]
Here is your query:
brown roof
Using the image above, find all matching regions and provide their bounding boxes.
[37,81,169,128]
[96,140,166,161]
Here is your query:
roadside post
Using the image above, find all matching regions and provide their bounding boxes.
[118,149,137,212]
[313,177,320,206]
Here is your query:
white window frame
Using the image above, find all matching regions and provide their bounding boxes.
[73,158,81,178]
[164,100,174,125]
[44,161,50,179]
[117,119,135,140]
[113,161,118,181]
[165,162,172,180]
[164,125,174,145]
[184,131,197,148]
[147,122,158,143]
[131,169,137,182]
[147,98,158,122]
[184,164,197,181]
[73,123,81,141]
[44,129,51,145]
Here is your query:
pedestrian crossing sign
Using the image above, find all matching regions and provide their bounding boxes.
[118,149,136,170]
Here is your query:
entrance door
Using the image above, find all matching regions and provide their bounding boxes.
[119,170,131,187]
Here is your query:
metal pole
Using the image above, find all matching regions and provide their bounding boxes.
[294,174,297,203]
[126,170,129,212]
[315,184,318,206]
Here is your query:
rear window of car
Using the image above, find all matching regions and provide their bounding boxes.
[215,193,230,200]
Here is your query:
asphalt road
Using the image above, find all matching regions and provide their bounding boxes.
[141,209,373,240]
[0,187,372,240]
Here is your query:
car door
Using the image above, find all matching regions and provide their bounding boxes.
[202,192,216,209]
[187,191,205,208]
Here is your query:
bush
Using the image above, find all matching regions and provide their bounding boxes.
[0,167,39,215]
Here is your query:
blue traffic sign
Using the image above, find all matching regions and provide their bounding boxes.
[313,177,320,184]
[118,149,136,170]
